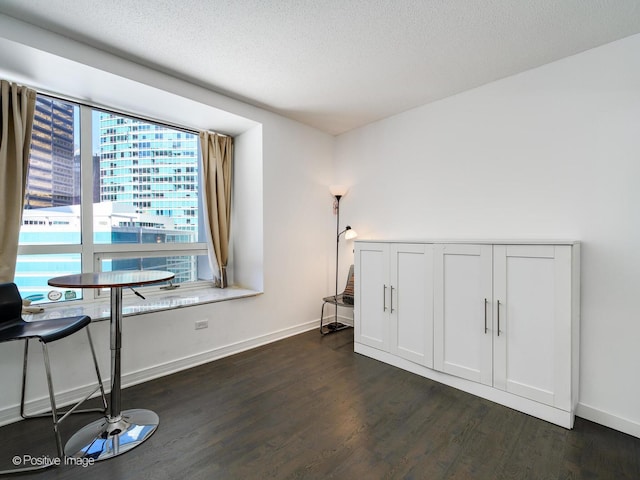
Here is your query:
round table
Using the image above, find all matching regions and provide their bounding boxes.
[48,270,174,461]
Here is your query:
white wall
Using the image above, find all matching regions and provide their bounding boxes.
[335,33,640,437]
[233,124,264,291]
[0,15,336,424]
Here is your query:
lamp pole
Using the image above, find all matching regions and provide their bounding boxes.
[325,185,356,334]
[334,194,342,328]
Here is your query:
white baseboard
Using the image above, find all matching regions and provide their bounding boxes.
[0,318,318,428]
[320,312,354,327]
[576,402,640,438]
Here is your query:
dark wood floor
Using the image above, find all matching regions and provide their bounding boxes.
[1,328,639,479]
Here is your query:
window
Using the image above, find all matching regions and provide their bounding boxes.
[15,95,211,304]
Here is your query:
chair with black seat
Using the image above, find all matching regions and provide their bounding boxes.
[0,282,107,469]
[320,264,355,335]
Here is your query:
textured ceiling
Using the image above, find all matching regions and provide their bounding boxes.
[1,0,640,135]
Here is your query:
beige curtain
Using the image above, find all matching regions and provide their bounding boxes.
[0,80,36,283]
[199,131,233,287]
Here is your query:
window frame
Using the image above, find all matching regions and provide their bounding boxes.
[17,100,212,303]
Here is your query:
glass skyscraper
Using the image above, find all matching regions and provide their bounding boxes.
[98,112,199,232]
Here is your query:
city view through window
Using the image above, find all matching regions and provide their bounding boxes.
[15,96,210,303]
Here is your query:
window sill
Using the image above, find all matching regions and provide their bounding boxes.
[23,285,262,323]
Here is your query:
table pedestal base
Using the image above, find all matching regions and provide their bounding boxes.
[64,409,159,461]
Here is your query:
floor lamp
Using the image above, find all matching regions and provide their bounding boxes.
[328,185,357,332]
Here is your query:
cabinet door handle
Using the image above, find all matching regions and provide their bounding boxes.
[390,286,395,313]
[484,298,488,334]
[497,299,501,336]
[383,285,387,311]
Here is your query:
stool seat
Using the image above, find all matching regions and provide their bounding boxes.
[321,294,353,306]
[0,315,91,343]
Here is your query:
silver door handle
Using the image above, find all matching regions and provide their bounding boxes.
[484,298,488,334]
[390,286,394,313]
[497,299,501,336]
[383,285,387,311]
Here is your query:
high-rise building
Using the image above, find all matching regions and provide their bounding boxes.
[25,97,77,208]
[98,113,200,233]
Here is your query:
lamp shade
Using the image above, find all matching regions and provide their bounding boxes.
[345,229,357,240]
[329,184,348,197]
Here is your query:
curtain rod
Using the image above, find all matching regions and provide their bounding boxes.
[41,89,201,136]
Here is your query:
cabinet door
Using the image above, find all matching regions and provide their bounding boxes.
[354,243,390,351]
[389,244,433,367]
[434,244,493,385]
[493,245,572,409]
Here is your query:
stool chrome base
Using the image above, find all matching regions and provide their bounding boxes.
[64,409,159,461]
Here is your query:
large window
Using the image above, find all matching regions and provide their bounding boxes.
[15,95,211,304]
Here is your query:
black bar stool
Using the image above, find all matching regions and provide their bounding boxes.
[0,282,107,473]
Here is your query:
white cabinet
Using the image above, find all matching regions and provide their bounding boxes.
[390,243,434,367]
[354,242,433,367]
[492,244,575,411]
[355,239,580,428]
[355,242,389,351]
[433,244,576,411]
[433,244,493,385]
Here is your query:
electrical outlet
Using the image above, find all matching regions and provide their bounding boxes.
[195,320,208,330]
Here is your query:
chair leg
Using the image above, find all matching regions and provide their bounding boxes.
[17,328,108,462]
[19,339,29,419]
[41,342,64,458]
[20,339,64,456]
[320,302,326,333]
[21,331,107,420]
[0,344,59,475]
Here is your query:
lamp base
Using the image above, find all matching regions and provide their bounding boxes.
[320,322,351,335]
